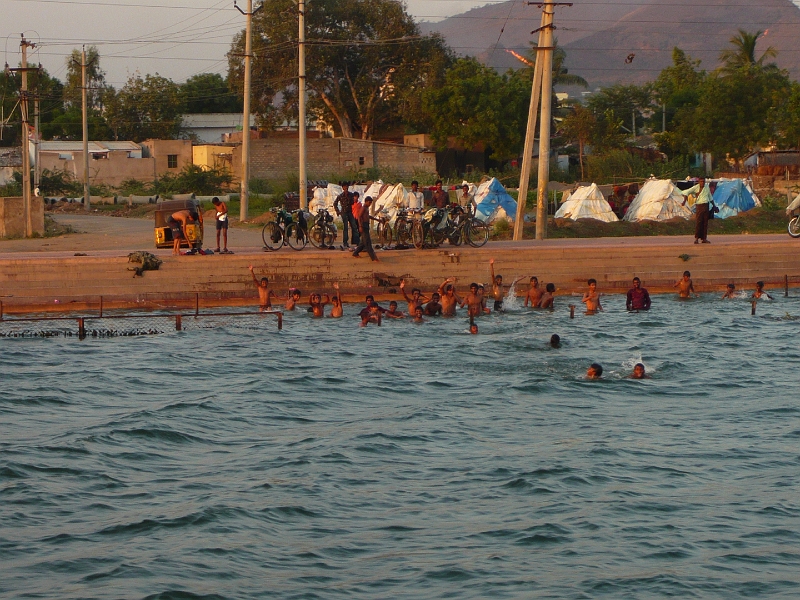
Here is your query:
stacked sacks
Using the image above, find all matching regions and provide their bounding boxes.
[555,183,619,222]
[372,183,408,223]
[623,179,692,222]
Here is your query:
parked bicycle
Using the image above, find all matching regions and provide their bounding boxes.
[374,209,393,249]
[393,207,417,247]
[411,204,489,249]
[261,207,307,251]
[308,208,337,249]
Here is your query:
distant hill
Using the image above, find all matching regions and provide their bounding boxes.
[421,0,800,88]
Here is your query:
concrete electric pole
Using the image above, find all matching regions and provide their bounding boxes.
[534,0,557,240]
[298,0,308,210]
[512,9,547,241]
[235,0,261,221]
[20,36,34,237]
[82,46,91,211]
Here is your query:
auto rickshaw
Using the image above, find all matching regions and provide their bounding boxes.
[154,198,204,249]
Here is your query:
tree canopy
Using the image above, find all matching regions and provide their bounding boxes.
[228,0,452,138]
[104,74,183,142]
[180,73,241,114]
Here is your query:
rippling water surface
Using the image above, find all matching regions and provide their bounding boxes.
[2,292,800,599]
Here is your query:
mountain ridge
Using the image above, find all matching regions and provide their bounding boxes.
[421,0,800,87]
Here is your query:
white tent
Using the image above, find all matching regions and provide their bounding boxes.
[309,184,341,217]
[372,183,408,222]
[623,179,692,222]
[555,183,619,222]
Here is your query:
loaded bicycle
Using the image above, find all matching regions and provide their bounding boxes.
[411,204,489,249]
[308,208,338,249]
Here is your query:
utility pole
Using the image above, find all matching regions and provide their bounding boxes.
[534,1,557,240]
[513,9,547,241]
[298,0,308,210]
[82,46,90,211]
[662,102,666,133]
[20,37,34,237]
[235,0,261,221]
[34,95,41,193]
[631,109,636,144]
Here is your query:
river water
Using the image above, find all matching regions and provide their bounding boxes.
[2,291,800,599]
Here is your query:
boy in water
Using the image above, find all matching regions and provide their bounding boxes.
[549,334,561,348]
[721,283,736,299]
[308,292,330,317]
[582,278,603,314]
[438,278,461,316]
[524,276,543,308]
[412,306,425,323]
[674,271,697,298]
[752,281,773,300]
[586,363,603,379]
[400,280,429,315]
[359,303,382,327]
[385,301,405,319]
[629,363,650,379]
[460,283,485,319]
[285,288,302,311]
[425,293,444,316]
[248,265,275,311]
[539,283,556,309]
[489,259,505,311]
[329,282,343,318]
[469,321,478,335]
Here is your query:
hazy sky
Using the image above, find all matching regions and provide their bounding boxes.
[0,0,490,86]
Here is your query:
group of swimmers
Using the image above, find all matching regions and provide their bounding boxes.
[248,262,775,379]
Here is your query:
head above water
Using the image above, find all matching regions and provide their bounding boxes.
[588,278,597,286]
[550,334,561,348]
[727,283,735,290]
[587,363,603,379]
[632,363,646,379]
[389,300,398,309]
[260,277,268,286]
[292,289,302,298]
[546,283,556,293]
[756,281,764,289]
[683,271,691,278]
[632,277,641,287]
[530,276,539,285]
[470,323,478,334]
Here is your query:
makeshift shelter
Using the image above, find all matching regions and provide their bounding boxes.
[372,183,408,222]
[711,179,758,219]
[474,178,518,222]
[555,183,619,222]
[310,183,341,216]
[623,179,692,222]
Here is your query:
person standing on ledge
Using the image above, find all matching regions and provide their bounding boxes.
[211,197,230,254]
[430,180,449,209]
[681,177,712,244]
[626,277,651,311]
[352,196,380,262]
[334,181,359,249]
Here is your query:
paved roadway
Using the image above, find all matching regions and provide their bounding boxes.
[0,213,796,259]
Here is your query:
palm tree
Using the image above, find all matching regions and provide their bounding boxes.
[719,29,778,74]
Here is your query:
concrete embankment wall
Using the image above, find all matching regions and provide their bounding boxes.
[1,236,799,314]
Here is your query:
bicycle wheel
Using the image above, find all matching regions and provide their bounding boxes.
[411,221,425,249]
[262,222,283,251]
[395,218,411,245]
[467,218,490,247]
[285,223,307,250]
[429,226,446,247]
[308,224,327,248]
[324,223,337,246]
[789,216,800,238]
[377,221,393,248]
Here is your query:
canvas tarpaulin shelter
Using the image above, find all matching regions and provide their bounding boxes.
[371,183,408,223]
[474,178,518,222]
[712,179,758,219]
[623,179,692,222]
[555,183,619,222]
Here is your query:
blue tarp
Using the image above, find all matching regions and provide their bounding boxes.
[712,179,756,219]
[475,178,518,222]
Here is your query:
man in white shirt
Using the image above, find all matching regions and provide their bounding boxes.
[407,180,424,211]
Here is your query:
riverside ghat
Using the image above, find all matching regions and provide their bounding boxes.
[1,233,800,313]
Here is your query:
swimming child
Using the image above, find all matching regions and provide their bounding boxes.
[359,303,382,327]
[285,288,302,310]
[424,293,443,316]
[549,334,561,348]
[308,292,330,318]
[469,322,478,335]
[586,363,603,379]
[581,278,603,314]
[248,265,275,311]
[438,278,461,316]
[412,306,425,323]
[674,271,697,298]
[721,283,736,299]
[752,281,773,300]
[460,283,485,319]
[629,363,650,379]
[488,259,522,311]
[329,282,343,318]
[538,283,556,309]
[400,280,429,315]
[524,276,543,308]
[385,301,405,319]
